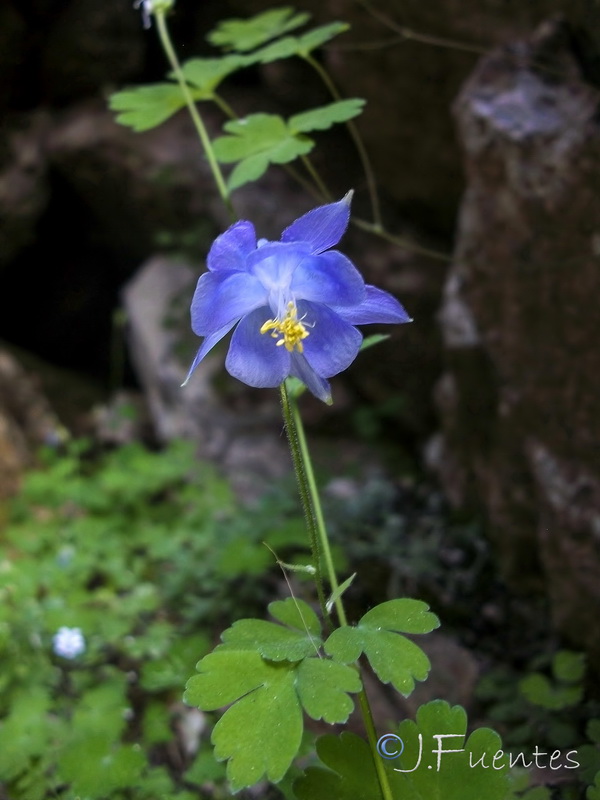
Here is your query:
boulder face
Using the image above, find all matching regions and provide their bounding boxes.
[433,21,600,663]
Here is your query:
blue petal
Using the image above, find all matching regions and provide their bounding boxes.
[332,285,412,324]
[225,307,290,388]
[207,220,256,272]
[291,251,365,307]
[181,320,238,386]
[298,301,362,377]
[248,241,310,299]
[191,271,267,336]
[290,353,332,404]
[280,193,352,254]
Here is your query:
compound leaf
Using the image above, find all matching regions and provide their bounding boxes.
[208,8,310,52]
[325,600,439,696]
[110,84,188,131]
[290,99,365,133]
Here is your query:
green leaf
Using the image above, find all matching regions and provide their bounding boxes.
[289,99,365,133]
[588,771,600,800]
[552,650,585,683]
[360,334,391,352]
[219,598,322,661]
[519,673,582,710]
[325,599,439,696]
[326,573,356,614]
[294,731,381,800]
[109,84,188,131]
[58,739,147,797]
[295,658,361,723]
[213,113,314,190]
[296,703,511,800]
[178,55,248,97]
[207,8,310,52]
[587,719,600,744]
[184,633,360,790]
[250,22,350,64]
[185,650,302,790]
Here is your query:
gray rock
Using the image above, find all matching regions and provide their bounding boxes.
[434,20,600,664]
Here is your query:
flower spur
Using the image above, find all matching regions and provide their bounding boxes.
[184,193,411,404]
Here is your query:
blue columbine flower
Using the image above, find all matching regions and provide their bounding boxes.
[184,193,411,403]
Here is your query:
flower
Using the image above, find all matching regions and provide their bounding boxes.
[184,193,411,403]
[52,626,85,659]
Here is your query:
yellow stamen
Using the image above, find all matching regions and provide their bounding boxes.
[260,301,310,353]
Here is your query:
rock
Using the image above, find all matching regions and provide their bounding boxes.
[433,21,600,665]
[121,256,291,501]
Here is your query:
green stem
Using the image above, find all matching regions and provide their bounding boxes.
[288,390,345,625]
[301,155,334,204]
[284,385,393,800]
[304,53,382,229]
[352,216,450,262]
[154,11,235,220]
[279,383,327,619]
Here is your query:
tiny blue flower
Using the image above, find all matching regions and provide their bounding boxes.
[184,193,411,404]
[52,626,86,659]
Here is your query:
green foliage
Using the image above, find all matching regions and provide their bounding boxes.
[184,598,361,791]
[295,701,512,800]
[245,22,350,64]
[0,439,309,799]
[588,771,600,800]
[213,101,365,190]
[207,7,310,52]
[325,599,439,695]
[109,83,189,131]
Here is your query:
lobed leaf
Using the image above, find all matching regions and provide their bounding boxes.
[294,732,380,800]
[178,55,248,97]
[325,599,439,696]
[207,7,310,52]
[185,647,360,791]
[109,84,188,132]
[249,22,350,65]
[289,99,366,133]
[213,113,314,190]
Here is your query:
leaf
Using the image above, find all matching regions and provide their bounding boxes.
[207,8,310,52]
[295,658,361,723]
[391,701,510,800]
[178,55,248,97]
[184,648,359,791]
[213,114,314,190]
[294,731,381,800]
[109,84,188,131]
[289,99,366,133]
[360,333,391,352]
[519,673,582,710]
[326,573,356,614]
[552,650,585,683]
[588,771,600,800]
[324,599,439,696]
[218,598,321,661]
[249,22,350,64]
[58,739,147,797]
[296,702,511,800]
